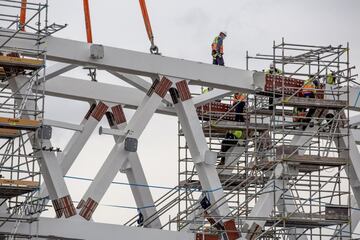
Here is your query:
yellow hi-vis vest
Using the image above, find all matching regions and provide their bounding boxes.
[327,73,335,85]
[202,87,209,94]
[231,130,243,139]
[212,36,224,54]
[303,79,316,94]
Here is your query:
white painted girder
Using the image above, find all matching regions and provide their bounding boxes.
[9,76,75,217]
[0,216,193,240]
[42,63,77,81]
[0,32,264,92]
[108,71,173,105]
[78,78,172,220]
[41,76,176,115]
[242,125,319,239]
[42,118,84,131]
[40,102,107,200]
[193,89,232,106]
[172,82,231,223]
[107,108,161,228]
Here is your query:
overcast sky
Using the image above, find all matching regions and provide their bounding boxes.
[25,0,360,224]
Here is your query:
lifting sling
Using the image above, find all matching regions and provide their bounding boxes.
[83,0,93,43]
[139,0,159,54]
[19,0,27,31]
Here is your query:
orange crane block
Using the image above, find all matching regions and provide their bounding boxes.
[0,117,40,130]
[0,55,44,70]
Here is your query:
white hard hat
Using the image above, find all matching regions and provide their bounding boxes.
[270,63,274,68]
[220,31,227,36]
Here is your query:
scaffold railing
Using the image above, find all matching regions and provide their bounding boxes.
[0,0,51,238]
[175,39,353,239]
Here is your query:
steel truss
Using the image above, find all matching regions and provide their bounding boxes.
[0,3,359,239]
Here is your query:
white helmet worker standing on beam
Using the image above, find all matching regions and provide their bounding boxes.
[211,31,227,66]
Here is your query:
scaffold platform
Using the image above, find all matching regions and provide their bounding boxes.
[0,117,40,131]
[275,97,347,109]
[179,174,269,191]
[0,55,44,71]
[0,128,21,138]
[0,179,39,199]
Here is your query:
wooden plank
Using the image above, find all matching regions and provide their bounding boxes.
[0,178,39,187]
[0,55,44,70]
[0,117,40,130]
[0,128,21,138]
[282,155,347,166]
[0,66,5,79]
[275,97,347,109]
[206,120,270,131]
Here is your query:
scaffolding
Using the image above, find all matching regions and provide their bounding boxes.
[176,39,354,239]
[0,0,51,238]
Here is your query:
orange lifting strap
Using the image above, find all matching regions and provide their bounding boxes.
[83,0,93,43]
[139,0,159,54]
[19,0,27,31]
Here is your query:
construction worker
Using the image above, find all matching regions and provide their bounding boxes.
[233,92,246,122]
[211,31,227,66]
[219,130,243,165]
[265,64,282,110]
[265,63,282,75]
[201,87,213,94]
[302,76,316,98]
[201,87,222,102]
[293,107,306,123]
[326,71,336,85]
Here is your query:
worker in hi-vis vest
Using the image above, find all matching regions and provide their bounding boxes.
[265,63,282,110]
[327,71,336,85]
[211,31,227,66]
[233,92,246,122]
[302,76,318,98]
[265,63,282,75]
[219,130,244,165]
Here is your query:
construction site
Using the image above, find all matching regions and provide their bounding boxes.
[0,0,359,239]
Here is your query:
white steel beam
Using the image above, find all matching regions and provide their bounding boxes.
[338,128,360,205]
[0,33,265,92]
[77,77,172,220]
[108,71,173,106]
[9,76,76,218]
[42,63,77,81]
[41,76,176,116]
[58,101,108,178]
[0,216,193,240]
[339,86,360,111]
[217,146,245,175]
[241,125,319,239]
[105,105,161,228]
[42,119,84,131]
[193,89,232,106]
[340,195,360,238]
[171,80,239,239]
[40,102,108,200]
[277,191,308,240]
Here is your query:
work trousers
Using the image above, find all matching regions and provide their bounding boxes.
[213,55,225,66]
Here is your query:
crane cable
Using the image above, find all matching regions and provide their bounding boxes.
[19,0,27,31]
[139,0,159,54]
[82,0,97,81]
